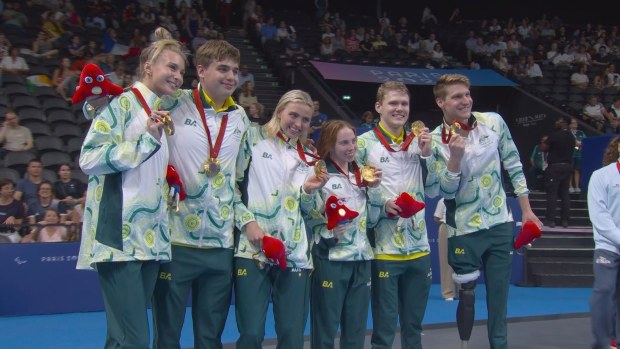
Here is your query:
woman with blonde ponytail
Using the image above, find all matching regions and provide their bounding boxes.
[76,27,187,349]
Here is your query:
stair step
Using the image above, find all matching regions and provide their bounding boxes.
[531,234,594,248]
[529,273,593,287]
[528,259,593,274]
[527,247,594,258]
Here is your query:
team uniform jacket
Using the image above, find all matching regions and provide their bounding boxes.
[305,161,382,261]
[161,88,250,249]
[355,129,430,257]
[235,127,316,269]
[426,111,529,237]
[587,162,620,254]
[77,82,170,270]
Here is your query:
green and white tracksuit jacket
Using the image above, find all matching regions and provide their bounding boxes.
[355,129,430,259]
[77,82,170,270]
[160,88,250,249]
[234,127,317,269]
[426,111,529,237]
[304,161,382,261]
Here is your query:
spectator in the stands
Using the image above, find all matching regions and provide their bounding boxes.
[464,30,477,62]
[359,110,377,129]
[571,64,590,89]
[360,33,374,54]
[63,3,83,30]
[285,32,305,57]
[332,28,345,52]
[181,7,200,39]
[237,64,254,90]
[532,43,547,65]
[30,31,59,58]
[14,159,44,208]
[512,55,528,79]
[592,70,611,90]
[573,45,592,66]
[139,5,156,26]
[0,47,29,75]
[448,8,462,25]
[592,46,612,67]
[0,30,10,61]
[54,163,85,220]
[407,31,423,56]
[129,29,147,50]
[260,17,277,44]
[247,102,267,126]
[344,29,360,53]
[421,32,438,54]
[107,62,124,86]
[332,12,346,31]
[23,209,69,243]
[310,100,329,143]
[320,36,335,57]
[371,34,387,53]
[103,28,130,56]
[26,180,68,224]
[608,96,620,133]
[606,63,620,88]
[54,57,80,101]
[583,94,611,131]
[529,135,548,192]
[569,118,587,193]
[488,18,502,35]
[487,34,507,55]
[0,110,33,160]
[0,178,26,242]
[526,54,543,78]
[67,35,85,59]
[1,1,28,30]
[52,57,73,88]
[420,6,437,32]
[276,20,290,41]
[238,81,258,110]
[506,33,523,57]
[430,43,448,68]
[492,49,512,76]
[84,39,102,60]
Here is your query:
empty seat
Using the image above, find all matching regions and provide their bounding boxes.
[0,167,21,182]
[22,120,52,137]
[41,151,73,171]
[3,84,30,97]
[42,168,58,183]
[3,151,37,175]
[66,137,84,158]
[34,136,65,155]
[53,124,84,142]
[12,96,41,110]
[16,107,46,122]
[47,109,76,125]
[42,98,71,112]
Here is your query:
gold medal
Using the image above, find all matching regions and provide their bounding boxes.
[411,120,425,137]
[450,122,461,136]
[203,158,221,177]
[314,160,327,176]
[161,112,175,136]
[361,165,376,182]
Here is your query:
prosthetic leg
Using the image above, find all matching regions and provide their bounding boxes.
[455,278,477,349]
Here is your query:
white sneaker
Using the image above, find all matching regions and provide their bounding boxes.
[569,187,575,193]
[575,188,581,193]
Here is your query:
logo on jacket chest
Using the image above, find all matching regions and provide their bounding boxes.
[380,156,390,163]
[184,118,197,127]
[332,183,343,190]
[478,135,492,147]
[262,152,273,159]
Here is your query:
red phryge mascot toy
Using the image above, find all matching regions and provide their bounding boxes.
[71,63,124,104]
[514,221,542,250]
[387,192,425,218]
[262,235,287,269]
[325,195,359,230]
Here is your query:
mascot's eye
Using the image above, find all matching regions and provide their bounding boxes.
[96,75,105,82]
[337,199,344,205]
[330,203,337,209]
[84,76,93,83]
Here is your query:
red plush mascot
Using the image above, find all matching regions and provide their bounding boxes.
[325,195,359,230]
[263,235,287,269]
[71,63,124,104]
[514,221,542,250]
[387,192,425,218]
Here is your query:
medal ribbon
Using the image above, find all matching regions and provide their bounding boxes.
[193,88,228,160]
[276,131,320,166]
[373,126,414,152]
[441,117,478,144]
[328,158,365,187]
[616,161,620,174]
[130,87,153,117]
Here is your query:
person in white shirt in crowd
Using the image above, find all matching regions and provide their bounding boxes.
[587,136,620,349]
